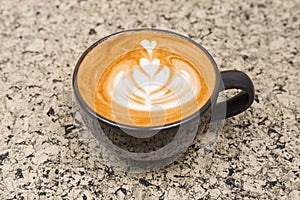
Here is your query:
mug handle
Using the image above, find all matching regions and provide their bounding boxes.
[211,70,255,121]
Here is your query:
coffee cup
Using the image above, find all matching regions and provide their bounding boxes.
[72,29,254,171]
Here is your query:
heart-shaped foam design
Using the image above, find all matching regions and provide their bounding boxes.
[133,58,170,94]
[141,40,156,57]
[139,58,160,79]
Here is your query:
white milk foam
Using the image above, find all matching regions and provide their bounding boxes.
[110,40,202,112]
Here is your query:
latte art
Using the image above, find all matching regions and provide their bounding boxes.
[112,40,201,111]
[94,39,209,126]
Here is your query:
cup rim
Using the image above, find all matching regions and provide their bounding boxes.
[72,28,221,130]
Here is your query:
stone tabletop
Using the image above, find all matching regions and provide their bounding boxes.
[0,0,299,199]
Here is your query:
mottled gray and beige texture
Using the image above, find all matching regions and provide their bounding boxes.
[0,0,299,199]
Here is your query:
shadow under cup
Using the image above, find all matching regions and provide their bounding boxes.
[72,29,254,171]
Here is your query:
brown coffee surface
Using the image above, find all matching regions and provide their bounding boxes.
[77,30,215,127]
[94,42,209,126]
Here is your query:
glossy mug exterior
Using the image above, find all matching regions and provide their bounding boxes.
[72,29,255,171]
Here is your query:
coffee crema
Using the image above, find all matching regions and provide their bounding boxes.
[94,39,209,126]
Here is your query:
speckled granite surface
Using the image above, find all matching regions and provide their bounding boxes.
[1,0,299,199]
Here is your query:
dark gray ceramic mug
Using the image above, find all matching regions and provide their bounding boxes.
[72,29,254,171]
